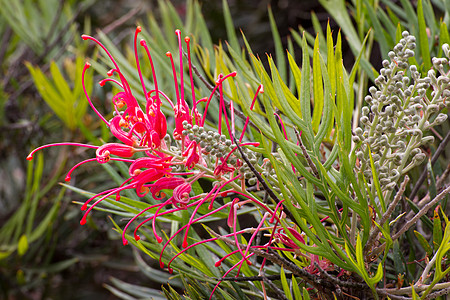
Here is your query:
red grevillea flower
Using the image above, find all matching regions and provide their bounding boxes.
[29,25,287,297]
[96,143,137,163]
[182,140,200,169]
[274,227,306,250]
[150,177,186,200]
[28,26,239,224]
[274,227,335,274]
[214,157,236,176]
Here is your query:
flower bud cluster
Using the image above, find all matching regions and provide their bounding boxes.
[353,31,449,191]
[181,121,233,158]
[235,147,260,171]
[246,156,275,186]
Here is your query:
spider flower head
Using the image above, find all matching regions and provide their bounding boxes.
[27,26,242,228]
[27,27,261,284]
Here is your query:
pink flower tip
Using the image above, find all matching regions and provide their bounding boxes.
[156,236,163,243]
[182,239,188,248]
[80,218,87,225]
[175,29,181,35]
[81,204,87,211]
[160,261,165,268]
[136,26,142,32]
[168,268,173,274]
[184,37,190,43]
[139,39,146,46]
[84,62,91,69]
[26,154,33,160]
[81,34,89,40]
[215,261,221,267]
[123,239,128,246]
[65,175,71,182]
[134,234,140,241]
[166,51,172,57]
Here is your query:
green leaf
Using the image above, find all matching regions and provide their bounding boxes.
[268,57,306,132]
[326,22,336,96]
[318,0,361,54]
[288,40,297,94]
[433,208,443,249]
[311,11,326,53]
[50,61,73,108]
[368,145,386,213]
[17,234,28,256]
[418,0,432,70]
[349,30,371,89]
[399,0,419,37]
[355,234,365,270]
[107,277,167,300]
[345,234,382,292]
[291,276,303,300]
[395,23,403,43]
[29,257,79,273]
[16,269,25,285]
[314,55,333,150]
[26,63,67,124]
[434,222,450,280]
[133,249,181,287]
[287,51,302,109]
[300,33,312,127]
[369,262,384,286]
[325,23,336,140]
[280,267,293,300]
[438,22,450,57]
[302,287,311,300]
[0,251,13,260]
[386,6,402,29]
[422,0,438,37]
[364,0,389,59]
[268,6,286,82]
[372,220,393,262]
[420,222,450,298]
[29,187,63,243]
[337,79,351,153]
[393,240,406,276]
[377,8,398,42]
[411,285,419,300]
[440,205,449,225]
[414,230,433,257]
[162,284,183,300]
[222,0,239,52]
[312,35,324,133]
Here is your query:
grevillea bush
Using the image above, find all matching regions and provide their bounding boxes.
[26,1,450,299]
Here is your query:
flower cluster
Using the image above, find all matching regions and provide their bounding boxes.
[27,27,243,227]
[353,31,449,192]
[28,27,326,290]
